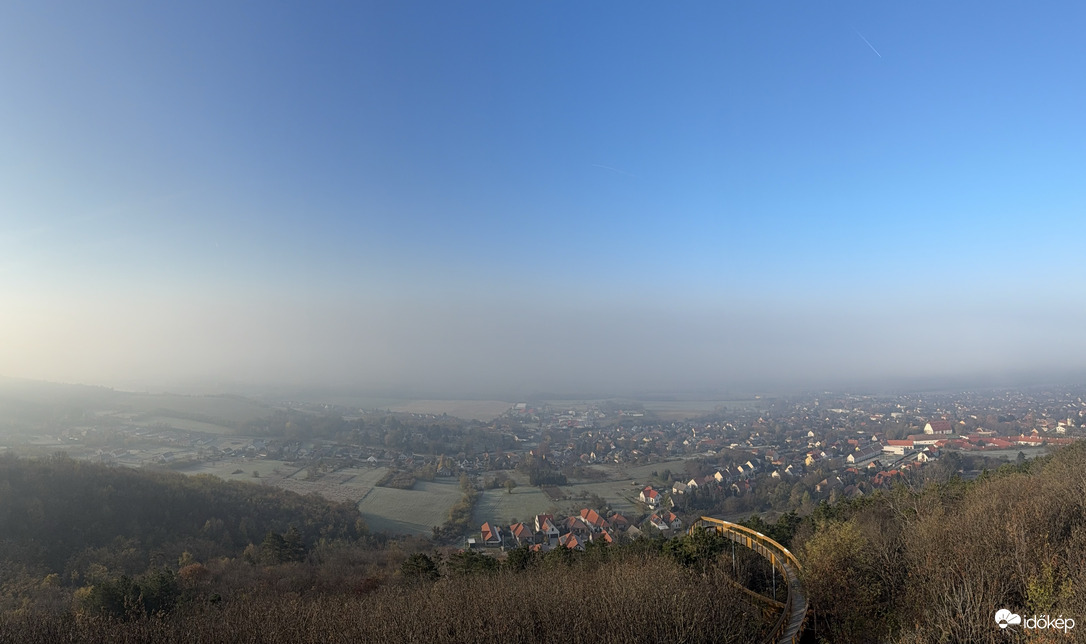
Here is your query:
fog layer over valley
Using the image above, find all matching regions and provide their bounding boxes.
[3,290,1084,398]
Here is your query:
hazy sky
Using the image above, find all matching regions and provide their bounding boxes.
[2,2,1085,396]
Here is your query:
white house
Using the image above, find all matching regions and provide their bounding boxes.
[924,420,953,435]
[640,486,661,507]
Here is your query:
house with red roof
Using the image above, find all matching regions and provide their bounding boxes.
[558,532,584,551]
[659,511,682,530]
[591,530,614,544]
[646,513,670,532]
[508,522,535,547]
[608,513,631,531]
[873,470,901,487]
[578,508,610,532]
[534,514,559,543]
[563,516,591,537]
[1013,434,1045,446]
[908,434,942,447]
[924,420,953,435]
[480,522,503,547]
[639,486,660,507]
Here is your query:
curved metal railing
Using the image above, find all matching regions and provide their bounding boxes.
[691,517,808,644]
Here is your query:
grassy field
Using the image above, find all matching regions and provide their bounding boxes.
[182,459,297,481]
[561,480,644,516]
[472,487,554,526]
[581,458,691,483]
[357,478,464,536]
[468,460,693,525]
[273,466,389,504]
[180,461,390,505]
[138,452,680,538]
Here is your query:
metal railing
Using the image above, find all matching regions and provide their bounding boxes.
[691,517,808,644]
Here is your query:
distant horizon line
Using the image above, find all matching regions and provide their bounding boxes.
[4,372,1085,403]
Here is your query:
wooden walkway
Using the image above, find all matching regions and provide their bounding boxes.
[776,560,806,644]
[691,517,808,644]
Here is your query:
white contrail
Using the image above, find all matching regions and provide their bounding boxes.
[591,164,638,179]
[856,31,882,58]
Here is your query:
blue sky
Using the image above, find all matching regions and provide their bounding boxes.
[2,2,1084,395]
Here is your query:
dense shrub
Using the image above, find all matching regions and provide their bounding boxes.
[0,556,762,644]
[796,442,1086,644]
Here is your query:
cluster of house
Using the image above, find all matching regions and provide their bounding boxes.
[842,424,1078,465]
[665,459,781,499]
[805,420,1082,491]
[473,507,684,552]
[806,421,957,470]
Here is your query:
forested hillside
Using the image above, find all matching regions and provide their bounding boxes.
[0,467,765,643]
[0,454,367,580]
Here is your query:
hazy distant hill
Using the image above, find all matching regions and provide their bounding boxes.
[0,377,272,432]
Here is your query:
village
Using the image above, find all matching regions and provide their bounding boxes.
[470,417,1081,553]
[5,385,1085,541]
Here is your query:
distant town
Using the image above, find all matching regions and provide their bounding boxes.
[2,383,1084,548]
